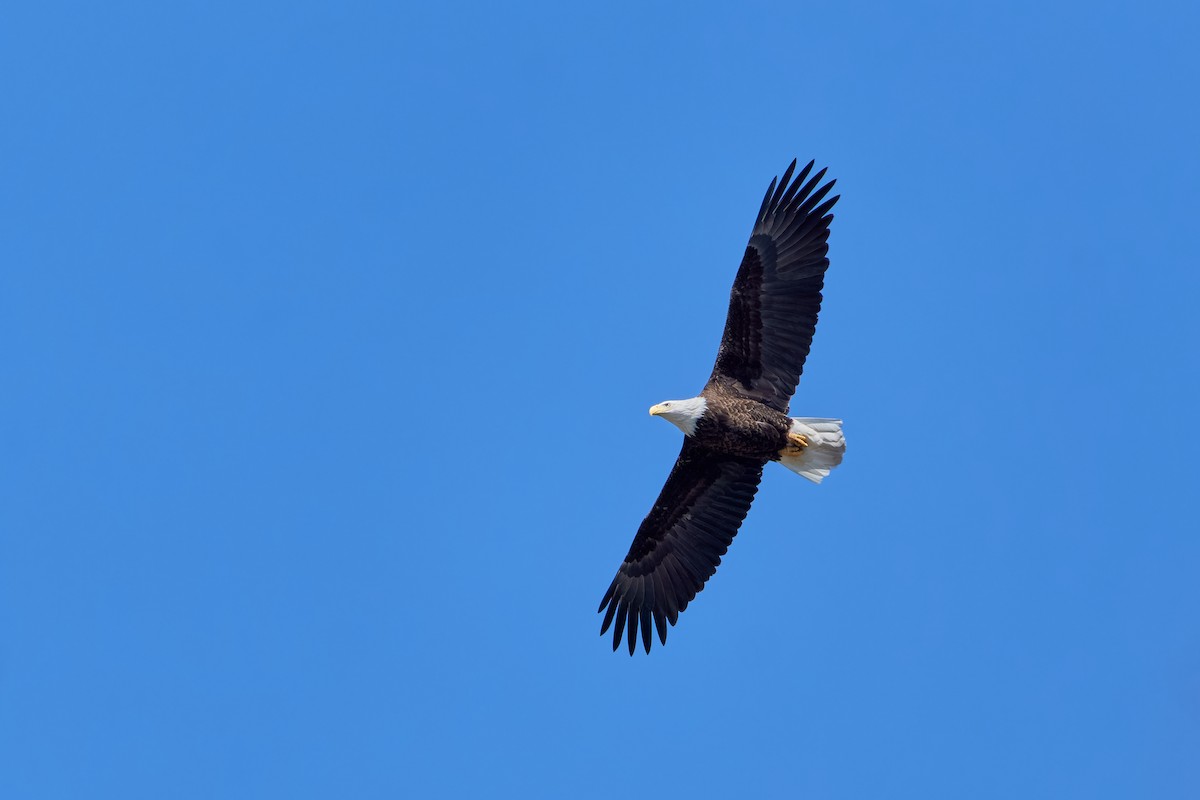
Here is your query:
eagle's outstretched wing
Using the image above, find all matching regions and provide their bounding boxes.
[598,439,766,654]
[705,160,839,412]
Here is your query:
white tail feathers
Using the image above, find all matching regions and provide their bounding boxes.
[779,418,845,484]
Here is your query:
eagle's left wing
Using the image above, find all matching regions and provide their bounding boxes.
[598,439,766,654]
[705,159,839,412]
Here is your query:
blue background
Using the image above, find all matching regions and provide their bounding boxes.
[3,2,1198,797]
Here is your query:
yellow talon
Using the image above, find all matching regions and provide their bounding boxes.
[781,432,809,457]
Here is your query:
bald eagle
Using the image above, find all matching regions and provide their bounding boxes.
[598,159,844,654]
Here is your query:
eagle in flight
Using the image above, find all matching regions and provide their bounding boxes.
[598,159,844,654]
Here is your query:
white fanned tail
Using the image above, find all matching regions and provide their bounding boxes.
[779,418,845,484]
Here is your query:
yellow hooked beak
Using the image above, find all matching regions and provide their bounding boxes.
[649,403,668,416]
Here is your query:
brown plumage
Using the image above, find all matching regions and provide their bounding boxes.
[598,159,844,654]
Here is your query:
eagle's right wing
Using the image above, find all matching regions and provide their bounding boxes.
[598,439,766,654]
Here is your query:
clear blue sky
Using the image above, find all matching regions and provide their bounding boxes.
[2,2,1198,797]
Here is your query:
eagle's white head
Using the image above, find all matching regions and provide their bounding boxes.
[648,396,708,436]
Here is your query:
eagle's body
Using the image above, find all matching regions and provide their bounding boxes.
[598,159,845,654]
[682,395,791,457]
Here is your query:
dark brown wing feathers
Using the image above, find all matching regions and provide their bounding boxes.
[707,159,839,412]
[598,439,766,654]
